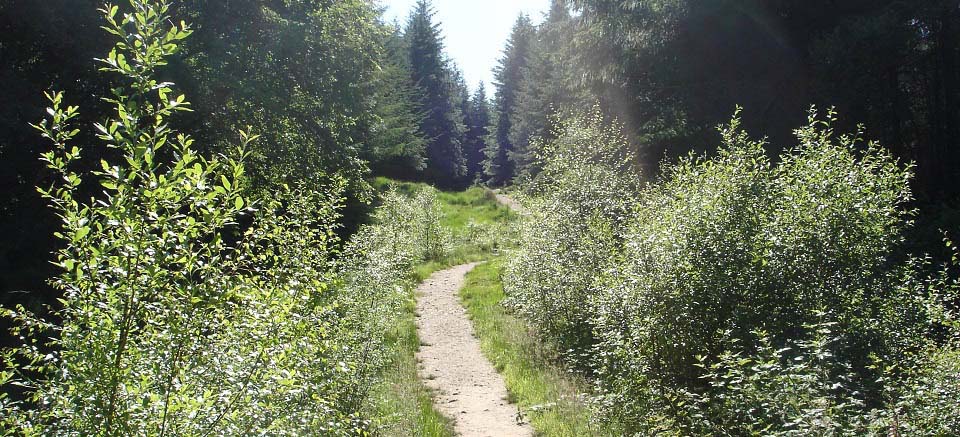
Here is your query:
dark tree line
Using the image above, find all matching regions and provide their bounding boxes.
[481,0,960,247]
[0,0,494,315]
[485,0,960,190]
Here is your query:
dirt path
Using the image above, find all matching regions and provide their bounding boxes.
[493,192,526,214]
[415,263,533,437]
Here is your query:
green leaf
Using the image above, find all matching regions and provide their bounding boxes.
[73,226,90,243]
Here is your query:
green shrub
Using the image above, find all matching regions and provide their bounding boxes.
[592,109,922,431]
[680,324,872,435]
[504,108,641,367]
[507,107,960,435]
[372,185,451,263]
[0,1,451,434]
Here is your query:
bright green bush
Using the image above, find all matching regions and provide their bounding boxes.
[0,1,451,434]
[592,109,924,431]
[504,108,641,366]
[371,185,451,263]
[507,107,960,434]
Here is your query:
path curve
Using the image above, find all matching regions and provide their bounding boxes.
[415,263,533,437]
[493,192,526,214]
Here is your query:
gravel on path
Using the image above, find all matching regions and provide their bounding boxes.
[415,263,534,437]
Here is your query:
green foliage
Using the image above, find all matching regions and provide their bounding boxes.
[506,107,960,435]
[0,0,412,312]
[372,178,516,264]
[0,2,457,434]
[591,109,923,432]
[463,84,493,184]
[883,346,960,435]
[509,0,588,182]
[366,24,428,175]
[174,0,386,196]
[505,108,641,366]
[404,0,467,184]
[679,324,872,435]
[562,0,960,204]
[484,14,535,186]
[369,186,451,263]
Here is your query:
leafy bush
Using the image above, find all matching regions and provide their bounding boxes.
[679,284,960,436]
[884,346,960,435]
[592,109,925,431]
[507,107,960,434]
[504,108,642,366]
[0,1,452,434]
[680,324,872,435]
[371,186,451,263]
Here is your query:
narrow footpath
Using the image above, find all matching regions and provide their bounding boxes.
[415,262,534,437]
[494,192,526,214]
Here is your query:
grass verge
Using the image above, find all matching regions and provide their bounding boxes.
[366,284,454,436]
[459,259,623,436]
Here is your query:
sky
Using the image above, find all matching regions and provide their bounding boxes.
[380,0,551,93]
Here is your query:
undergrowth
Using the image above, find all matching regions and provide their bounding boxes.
[0,3,459,435]
[505,107,960,435]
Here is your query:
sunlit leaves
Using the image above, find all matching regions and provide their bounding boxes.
[507,107,959,434]
[0,0,420,435]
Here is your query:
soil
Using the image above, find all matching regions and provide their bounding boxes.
[415,263,534,437]
[493,193,526,214]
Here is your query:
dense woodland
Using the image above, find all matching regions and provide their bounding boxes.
[1,0,959,435]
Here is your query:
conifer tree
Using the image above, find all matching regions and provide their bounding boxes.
[464,84,493,183]
[453,68,472,120]
[368,23,428,175]
[510,1,586,180]
[405,0,467,184]
[484,14,535,186]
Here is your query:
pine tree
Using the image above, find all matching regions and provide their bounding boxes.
[405,0,467,185]
[464,83,492,183]
[509,0,585,181]
[483,14,535,186]
[368,23,428,176]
